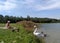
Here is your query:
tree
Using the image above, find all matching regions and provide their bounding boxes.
[27,15,30,21]
[4,15,10,23]
[0,15,4,23]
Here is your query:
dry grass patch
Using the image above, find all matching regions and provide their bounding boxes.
[17,20,36,31]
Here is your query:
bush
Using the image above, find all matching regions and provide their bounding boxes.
[16,21,36,31]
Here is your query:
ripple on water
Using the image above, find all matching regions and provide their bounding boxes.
[38,23,60,43]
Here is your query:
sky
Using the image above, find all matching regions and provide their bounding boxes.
[0,0,60,19]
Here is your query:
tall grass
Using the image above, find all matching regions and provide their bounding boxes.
[0,24,45,43]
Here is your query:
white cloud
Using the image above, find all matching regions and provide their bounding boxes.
[4,1,16,10]
[0,0,60,11]
[33,0,60,11]
[34,2,60,11]
[19,0,60,11]
[0,0,17,11]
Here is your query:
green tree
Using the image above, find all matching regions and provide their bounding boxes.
[0,15,4,23]
[27,15,30,21]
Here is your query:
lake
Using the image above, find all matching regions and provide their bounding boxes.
[38,23,60,43]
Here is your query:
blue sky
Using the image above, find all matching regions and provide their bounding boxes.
[0,0,60,19]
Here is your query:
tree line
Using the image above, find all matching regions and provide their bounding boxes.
[0,15,60,23]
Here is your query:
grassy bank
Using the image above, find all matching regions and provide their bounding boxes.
[0,24,45,43]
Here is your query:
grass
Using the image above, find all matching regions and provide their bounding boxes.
[0,23,45,43]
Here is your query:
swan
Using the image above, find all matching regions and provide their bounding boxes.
[33,28,41,36]
[33,28,47,37]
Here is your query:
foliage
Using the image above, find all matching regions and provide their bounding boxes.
[0,14,60,23]
[0,24,45,43]
[17,20,35,28]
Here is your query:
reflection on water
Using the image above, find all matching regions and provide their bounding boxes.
[38,23,60,43]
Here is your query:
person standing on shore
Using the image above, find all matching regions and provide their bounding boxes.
[5,21,11,29]
[5,21,19,32]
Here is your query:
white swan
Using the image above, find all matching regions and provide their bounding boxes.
[33,28,46,37]
[33,28,41,36]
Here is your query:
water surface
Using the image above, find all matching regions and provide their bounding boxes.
[38,23,60,43]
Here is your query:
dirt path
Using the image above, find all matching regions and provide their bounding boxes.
[0,27,8,29]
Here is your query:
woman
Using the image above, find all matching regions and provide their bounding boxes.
[5,21,11,29]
